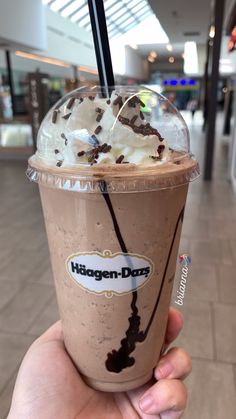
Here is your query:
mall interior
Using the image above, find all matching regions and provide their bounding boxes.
[0,0,236,417]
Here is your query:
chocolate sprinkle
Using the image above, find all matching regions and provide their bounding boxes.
[130,115,138,124]
[119,116,129,125]
[77,151,85,157]
[62,112,71,120]
[127,96,145,109]
[95,107,102,113]
[54,149,59,154]
[116,155,124,164]
[94,125,102,135]
[103,144,111,153]
[86,143,112,160]
[61,133,68,146]
[89,95,95,100]
[99,143,108,152]
[118,115,164,140]
[113,95,123,106]
[95,143,111,154]
[106,99,111,104]
[96,113,103,123]
[128,99,136,108]
[140,111,144,120]
[52,110,59,124]
[67,97,75,109]
[56,161,63,167]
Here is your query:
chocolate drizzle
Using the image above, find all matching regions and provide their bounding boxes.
[100,180,185,373]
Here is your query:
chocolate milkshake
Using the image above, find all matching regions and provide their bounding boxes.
[27,86,199,392]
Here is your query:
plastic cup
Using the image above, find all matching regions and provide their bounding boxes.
[27,86,199,392]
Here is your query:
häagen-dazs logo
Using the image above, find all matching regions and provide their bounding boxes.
[66,250,154,298]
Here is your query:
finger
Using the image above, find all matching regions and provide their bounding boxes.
[164,308,183,349]
[139,379,187,416]
[155,347,192,381]
[31,321,63,348]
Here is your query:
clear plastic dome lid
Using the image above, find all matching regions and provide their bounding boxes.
[27,85,199,192]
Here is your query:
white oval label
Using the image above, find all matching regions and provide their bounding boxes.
[66,250,154,297]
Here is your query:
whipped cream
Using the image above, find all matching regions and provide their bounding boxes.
[37,91,169,167]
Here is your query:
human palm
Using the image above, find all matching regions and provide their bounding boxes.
[8,308,190,419]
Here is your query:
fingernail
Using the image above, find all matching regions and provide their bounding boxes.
[155,359,173,380]
[139,394,153,412]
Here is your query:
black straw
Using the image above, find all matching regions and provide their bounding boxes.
[88,0,115,96]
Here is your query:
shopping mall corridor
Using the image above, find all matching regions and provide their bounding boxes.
[0,112,236,418]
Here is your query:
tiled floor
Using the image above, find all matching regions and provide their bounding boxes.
[0,112,236,418]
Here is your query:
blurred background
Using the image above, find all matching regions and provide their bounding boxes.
[0,0,236,417]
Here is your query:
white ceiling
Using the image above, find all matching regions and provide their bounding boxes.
[135,0,214,60]
[148,0,213,44]
[42,0,236,73]
[137,0,235,63]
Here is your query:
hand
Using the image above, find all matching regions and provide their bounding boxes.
[8,308,191,419]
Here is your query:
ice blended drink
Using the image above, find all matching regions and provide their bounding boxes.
[27,86,199,392]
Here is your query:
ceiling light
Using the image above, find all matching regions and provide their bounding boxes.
[78,66,98,75]
[150,51,157,58]
[148,56,155,63]
[209,25,215,39]
[15,51,70,68]
[166,44,173,52]
[169,56,175,63]
[184,42,199,74]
